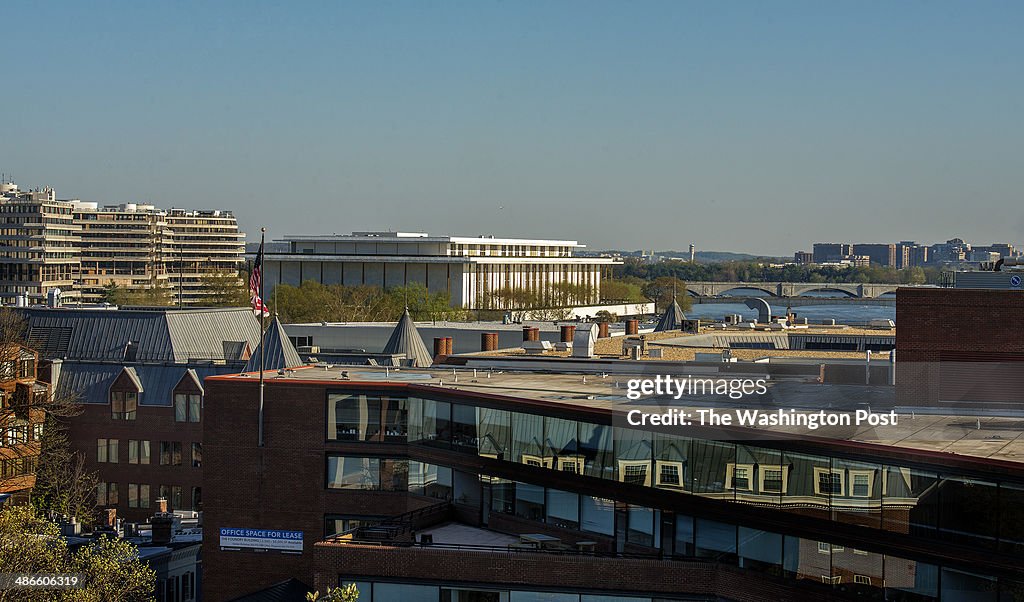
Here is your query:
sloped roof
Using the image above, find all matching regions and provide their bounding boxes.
[244,317,304,373]
[654,297,687,332]
[18,307,261,364]
[382,308,433,367]
[56,362,235,406]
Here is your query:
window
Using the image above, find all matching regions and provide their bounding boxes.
[656,461,684,487]
[326,456,380,490]
[159,485,183,510]
[818,541,831,554]
[822,575,842,585]
[97,482,118,506]
[128,483,150,508]
[759,465,788,494]
[814,468,844,496]
[129,440,150,465]
[139,484,150,508]
[854,575,872,585]
[191,443,202,468]
[160,442,182,466]
[850,470,873,497]
[558,456,583,474]
[97,438,118,463]
[32,423,43,441]
[191,487,201,511]
[174,393,202,423]
[111,391,138,420]
[726,463,752,490]
[520,454,552,469]
[618,460,650,486]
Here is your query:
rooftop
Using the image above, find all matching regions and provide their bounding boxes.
[211,363,1024,468]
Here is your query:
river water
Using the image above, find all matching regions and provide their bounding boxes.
[683,289,897,325]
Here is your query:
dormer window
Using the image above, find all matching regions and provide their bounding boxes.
[173,370,204,423]
[111,391,138,420]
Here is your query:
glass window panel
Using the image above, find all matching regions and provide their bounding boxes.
[738,527,782,574]
[883,466,938,536]
[940,568,997,601]
[174,394,187,422]
[1000,482,1024,555]
[326,456,380,490]
[510,593,578,602]
[513,413,545,468]
[828,459,882,529]
[627,506,659,547]
[545,417,578,459]
[477,407,511,460]
[140,484,150,508]
[690,440,735,497]
[409,462,452,500]
[515,482,544,521]
[579,422,613,480]
[653,433,688,492]
[140,440,150,465]
[580,495,613,536]
[781,451,831,515]
[545,489,579,529]
[328,394,382,442]
[674,514,694,557]
[615,428,652,487]
[189,394,201,423]
[409,398,451,447]
[490,478,515,515]
[373,584,439,602]
[938,476,998,549]
[695,518,736,563]
[129,440,138,464]
[452,404,478,453]
[382,397,408,441]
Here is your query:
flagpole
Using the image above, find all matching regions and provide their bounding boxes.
[258,227,267,447]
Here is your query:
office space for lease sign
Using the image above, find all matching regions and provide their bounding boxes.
[219,528,303,552]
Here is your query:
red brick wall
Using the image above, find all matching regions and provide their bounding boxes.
[67,402,202,523]
[897,288,1024,406]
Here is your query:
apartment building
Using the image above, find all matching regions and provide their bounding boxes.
[72,202,246,304]
[0,181,81,302]
[0,180,245,305]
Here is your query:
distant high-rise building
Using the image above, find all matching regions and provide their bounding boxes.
[1,180,245,305]
[811,243,852,264]
[688,243,695,263]
[793,251,813,264]
[929,238,970,264]
[853,243,897,267]
[972,243,1016,259]
[0,181,81,302]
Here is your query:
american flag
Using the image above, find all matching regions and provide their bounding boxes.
[249,240,270,318]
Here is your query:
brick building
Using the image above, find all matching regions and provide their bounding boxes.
[0,343,46,504]
[203,366,1024,601]
[897,286,1024,409]
[21,306,300,522]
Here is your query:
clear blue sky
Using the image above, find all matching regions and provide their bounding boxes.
[3,1,1023,255]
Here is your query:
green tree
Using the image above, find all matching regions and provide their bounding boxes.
[641,277,692,312]
[0,505,156,602]
[197,271,250,306]
[32,419,98,527]
[600,279,645,303]
[307,584,360,602]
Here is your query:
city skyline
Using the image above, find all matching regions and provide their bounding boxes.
[4,1,1024,255]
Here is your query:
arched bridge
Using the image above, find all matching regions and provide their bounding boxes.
[686,281,902,299]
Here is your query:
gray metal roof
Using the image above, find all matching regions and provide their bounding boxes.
[18,307,261,364]
[244,317,303,372]
[56,362,235,406]
[381,308,433,367]
[654,298,687,332]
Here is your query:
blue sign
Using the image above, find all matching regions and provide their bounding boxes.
[219,528,303,552]
[1011,275,1022,288]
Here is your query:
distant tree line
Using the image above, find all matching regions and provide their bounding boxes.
[270,281,467,323]
[617,258,938,286]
